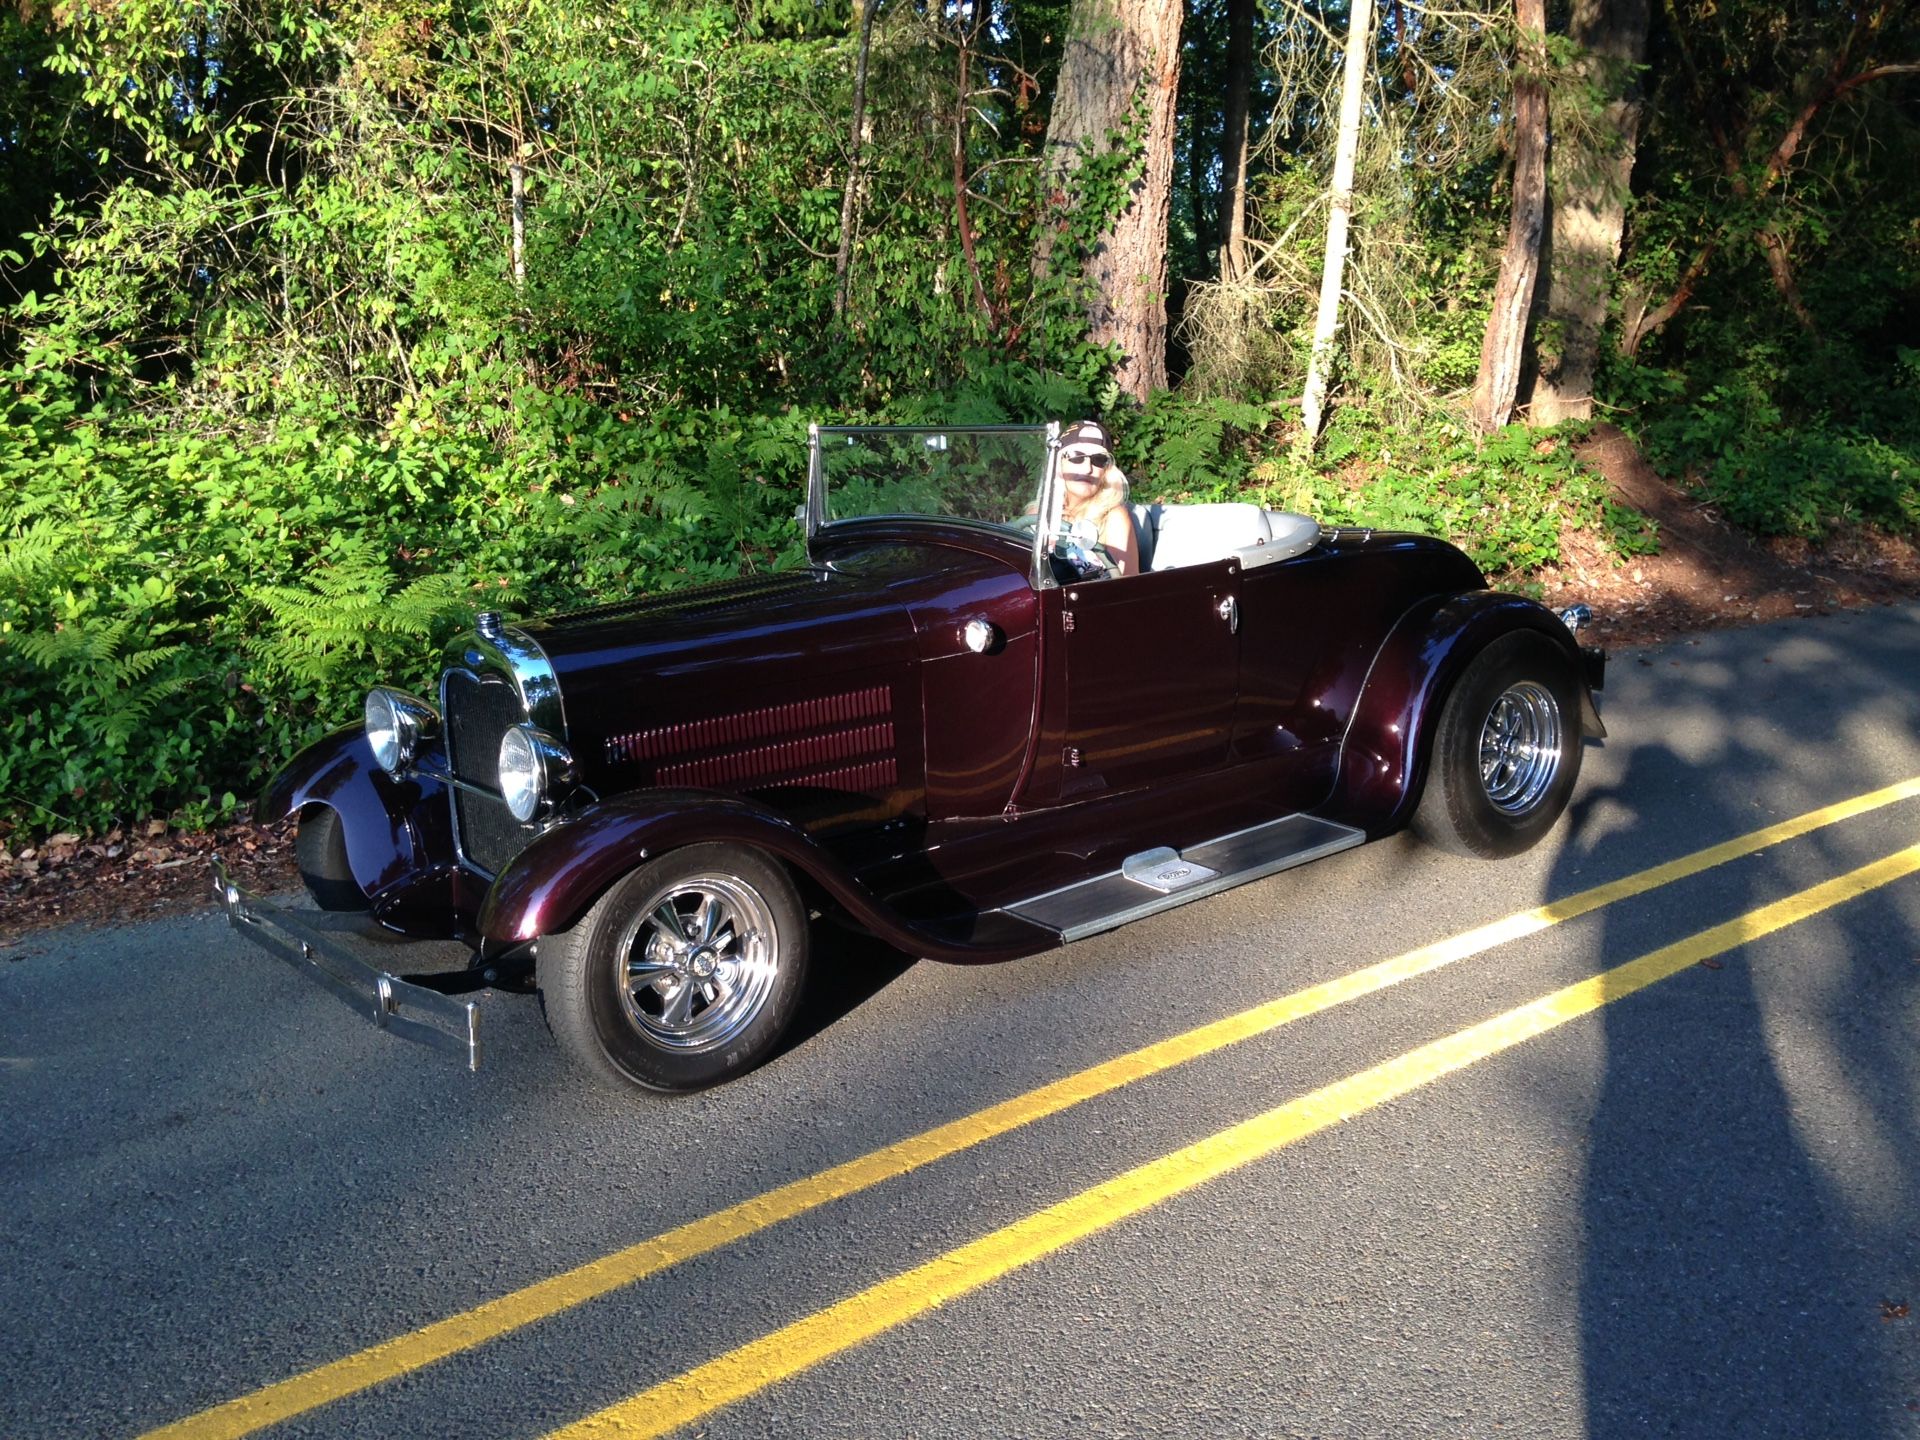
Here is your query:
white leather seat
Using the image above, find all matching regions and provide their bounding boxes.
[1130,503,1321,571]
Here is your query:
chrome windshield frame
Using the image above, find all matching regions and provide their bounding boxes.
[804,422,1061,588]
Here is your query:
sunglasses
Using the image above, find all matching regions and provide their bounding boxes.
[1062,448,1111,468]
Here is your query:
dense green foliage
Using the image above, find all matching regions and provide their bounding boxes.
[1606,0,1920,539]
[1,0,1914,840]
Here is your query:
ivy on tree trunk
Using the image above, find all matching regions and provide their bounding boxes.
[1043,0,1183,400]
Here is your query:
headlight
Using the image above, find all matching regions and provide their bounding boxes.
[364,688,438,776]
[498,724,574,822]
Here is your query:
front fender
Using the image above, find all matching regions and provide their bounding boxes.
[1328,591,1600,834]
[255,726,455,899]
[478,790,1057,964]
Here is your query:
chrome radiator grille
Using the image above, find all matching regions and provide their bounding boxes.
[442,668,534,875]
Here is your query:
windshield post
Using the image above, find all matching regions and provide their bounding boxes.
[805,423,825,549]
[1031,420,1063,590]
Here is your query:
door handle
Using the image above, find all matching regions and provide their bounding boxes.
[1217,595,1239,633]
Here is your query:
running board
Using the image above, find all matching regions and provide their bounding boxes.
[998,814,1365,944]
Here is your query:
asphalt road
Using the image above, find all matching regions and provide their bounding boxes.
[4,602,1919,1440]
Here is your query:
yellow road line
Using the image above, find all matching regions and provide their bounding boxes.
[552,841,1920,1440]
[143,776,1920,1440]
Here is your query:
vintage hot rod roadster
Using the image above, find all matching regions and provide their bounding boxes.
[215,423,1604,1092]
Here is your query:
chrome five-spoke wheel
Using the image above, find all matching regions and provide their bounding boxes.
[537,843,809,1093]
[617,875,779,1052]
[1477,680,1563,817]
[1413,632,1584,860]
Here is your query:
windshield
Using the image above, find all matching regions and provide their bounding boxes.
[808,424,1057,537]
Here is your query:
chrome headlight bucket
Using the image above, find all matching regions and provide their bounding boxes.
[498,723,575,823]
[365,688,440,776]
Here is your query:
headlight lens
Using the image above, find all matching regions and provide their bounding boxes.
[498,726,543,822]
[499,724,574,823]
[365,688,437,775]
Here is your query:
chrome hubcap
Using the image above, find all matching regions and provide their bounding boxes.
[616,875,779,1053]
[1478,681,1563,816]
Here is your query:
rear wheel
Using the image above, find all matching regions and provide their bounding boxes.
[1413,632,1583,859]
[537,844,809,1093]
[294,806,369,911]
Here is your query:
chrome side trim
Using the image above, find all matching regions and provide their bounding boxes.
[211,860,481,1071]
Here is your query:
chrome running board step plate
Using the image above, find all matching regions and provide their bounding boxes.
[1000,813,1365,944]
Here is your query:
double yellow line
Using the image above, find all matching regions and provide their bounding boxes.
[148,777,1920,1440]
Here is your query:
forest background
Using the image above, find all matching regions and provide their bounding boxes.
[0,0,1915,844]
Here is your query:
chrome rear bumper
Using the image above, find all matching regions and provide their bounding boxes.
[210,860,481,1071]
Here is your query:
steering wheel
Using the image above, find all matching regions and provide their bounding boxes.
[1050,534,1115,581]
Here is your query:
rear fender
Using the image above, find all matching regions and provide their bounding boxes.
[1329,592,1599,834]
[255,726,455,899]
[478,790,1056,964]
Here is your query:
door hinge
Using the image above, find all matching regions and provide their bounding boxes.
[1061,610,1076,633]
[1062,745,1082,768]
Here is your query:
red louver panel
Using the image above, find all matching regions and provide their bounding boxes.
[604,685,897,792]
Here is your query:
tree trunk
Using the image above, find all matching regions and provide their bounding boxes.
[1525,0,1649,425]
[1043,0,1183,400]
[1217,0,1255,282]
[1298,0,1376,442]
[834,0,881,320]
[509,160,526,291]
[1470,0,1550,435]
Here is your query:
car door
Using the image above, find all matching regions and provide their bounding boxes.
[1051,559,1240,798]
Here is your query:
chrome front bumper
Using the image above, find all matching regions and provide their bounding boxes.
[210,860,481,1071]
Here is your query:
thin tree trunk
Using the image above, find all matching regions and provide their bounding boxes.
[1525,0,1649,425]
[1298,0,1376,442]
[509,160,526,291]
[1217,0,1255,282]
[1470,0,1550,435]
[1042,0,1183,399]
[953,35,995,327]
[834,0,881,319]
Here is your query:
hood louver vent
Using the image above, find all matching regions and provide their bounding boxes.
[606,685,896,792]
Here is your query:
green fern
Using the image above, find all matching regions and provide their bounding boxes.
[9,615,196,748]
[244,538,471,689]
[0,517,81,596]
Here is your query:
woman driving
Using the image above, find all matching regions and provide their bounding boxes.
[1054,419,1140,578]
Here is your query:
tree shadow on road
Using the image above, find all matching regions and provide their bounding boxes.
[1557,626,1920,1436]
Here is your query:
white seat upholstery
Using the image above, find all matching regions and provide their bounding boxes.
[1142,503,1271,571]
[1248,510,1321,566]
[1129,503,1322,572]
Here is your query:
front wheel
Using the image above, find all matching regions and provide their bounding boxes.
[1412,631,1584,859]
[294,806,369,912]
[536,844,809,1093]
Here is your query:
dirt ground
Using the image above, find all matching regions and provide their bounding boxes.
[5,422,1917,950]
[1534,425,1920,647]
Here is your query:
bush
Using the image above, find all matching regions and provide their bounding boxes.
[0,361,814,838]
[1639,379,1920,538]
[1251,410,1616,578]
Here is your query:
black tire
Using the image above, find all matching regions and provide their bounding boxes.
[294,805,369,911]
[537,844,809,1093]
[1412,631,1584,860]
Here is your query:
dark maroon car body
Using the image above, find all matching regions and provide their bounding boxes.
[236,422,1603,1081]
